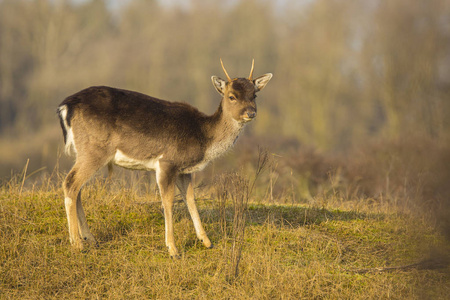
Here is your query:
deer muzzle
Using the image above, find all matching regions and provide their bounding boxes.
[242,108,257,122]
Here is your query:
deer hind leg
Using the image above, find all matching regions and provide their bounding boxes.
[156,163,179,258]
[176,174,212,249]
[63,160,102,249]
[76,190,98,247]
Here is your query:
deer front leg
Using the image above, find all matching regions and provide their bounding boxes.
[177,174,212,249]
[156,164,179,258]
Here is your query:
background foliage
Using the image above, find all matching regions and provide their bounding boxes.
[1,0,449,176]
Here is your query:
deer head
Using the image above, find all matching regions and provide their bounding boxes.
[211,59,273,124]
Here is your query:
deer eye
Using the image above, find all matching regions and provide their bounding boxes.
[229,95,236,101]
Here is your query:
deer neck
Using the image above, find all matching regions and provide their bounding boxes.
[205,101,245,161]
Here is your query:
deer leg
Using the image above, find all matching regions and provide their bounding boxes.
[106,162,113,181]
[63,166,84,250]
[156,163,179,258]
[177,174,212,249]
[76,190,98,247]
[63,160,101,250]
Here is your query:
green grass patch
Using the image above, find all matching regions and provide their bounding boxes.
[1,181,449,299]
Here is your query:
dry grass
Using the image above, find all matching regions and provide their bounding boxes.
[1,168,449,299]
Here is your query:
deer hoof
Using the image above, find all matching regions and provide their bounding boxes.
[170,254,181,260]
[201,237,213,249]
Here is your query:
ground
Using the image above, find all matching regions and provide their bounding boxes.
[0,174,449,299]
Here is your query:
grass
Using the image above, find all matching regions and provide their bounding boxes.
[1,172,449,299]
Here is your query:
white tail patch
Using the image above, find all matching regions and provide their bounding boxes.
[58,105,77,155]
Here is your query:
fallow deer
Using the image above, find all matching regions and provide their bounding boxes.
[57,59,272,257]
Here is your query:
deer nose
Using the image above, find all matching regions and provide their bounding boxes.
[246,111,256,119]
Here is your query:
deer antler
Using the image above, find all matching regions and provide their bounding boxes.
[220,58,231,82]
[248,59,255,80]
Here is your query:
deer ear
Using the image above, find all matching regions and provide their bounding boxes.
[211,76,227,96]
[253,73,273,92]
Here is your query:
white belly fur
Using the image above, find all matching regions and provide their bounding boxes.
[113,150,162,171]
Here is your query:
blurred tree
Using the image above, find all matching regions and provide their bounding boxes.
[361,0,450,139]
[0,0,113,134]
[0,0,35,134]
[273,0,363,149]
[1,0,450,176]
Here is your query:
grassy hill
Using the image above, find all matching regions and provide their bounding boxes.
[1,173,449,299]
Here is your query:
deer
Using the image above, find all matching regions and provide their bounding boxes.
[57,59,272,258]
